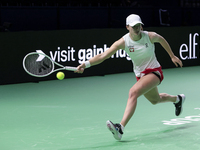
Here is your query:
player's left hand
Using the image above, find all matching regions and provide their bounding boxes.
[171,56,183,67]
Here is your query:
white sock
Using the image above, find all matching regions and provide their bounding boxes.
[120,123,124,132]
[175,96,180,104]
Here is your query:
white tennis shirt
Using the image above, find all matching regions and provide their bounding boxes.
[123,31,160,77]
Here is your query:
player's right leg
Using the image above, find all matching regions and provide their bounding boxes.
[106,120,124,140]
[106,73,160,140]
[120,73,160,127]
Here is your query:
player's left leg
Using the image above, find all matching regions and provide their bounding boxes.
[144,87,177,105]
[144,86,186,116]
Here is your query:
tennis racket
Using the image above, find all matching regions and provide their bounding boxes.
[23,52,77,77]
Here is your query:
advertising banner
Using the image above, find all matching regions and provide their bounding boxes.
[0,26,199,85]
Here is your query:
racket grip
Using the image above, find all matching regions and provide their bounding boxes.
[65,66,77,71]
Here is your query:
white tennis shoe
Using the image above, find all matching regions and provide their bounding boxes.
[106,120,123,140]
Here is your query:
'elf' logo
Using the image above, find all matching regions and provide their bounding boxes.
[179,33,199,60]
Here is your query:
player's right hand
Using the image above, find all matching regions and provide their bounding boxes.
[74,64,85,74]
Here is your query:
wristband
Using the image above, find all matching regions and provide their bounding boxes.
[84,61,91,68]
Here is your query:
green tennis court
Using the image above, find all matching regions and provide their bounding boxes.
[0,66,200,150]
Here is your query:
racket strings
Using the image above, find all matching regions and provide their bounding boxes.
[24,54,53,76]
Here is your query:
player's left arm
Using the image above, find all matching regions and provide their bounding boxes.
[148,32,183,67]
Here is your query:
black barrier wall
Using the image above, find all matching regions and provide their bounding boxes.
[0,26,199,85]
[1,6,200,31]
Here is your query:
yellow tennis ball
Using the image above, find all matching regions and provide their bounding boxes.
[56,72,65,80]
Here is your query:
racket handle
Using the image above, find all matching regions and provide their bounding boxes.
[65,66,77,71]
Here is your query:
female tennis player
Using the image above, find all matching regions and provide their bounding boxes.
[75,14,185,140]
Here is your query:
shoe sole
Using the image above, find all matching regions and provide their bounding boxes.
[106,120,121,140]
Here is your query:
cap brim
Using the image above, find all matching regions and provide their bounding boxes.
[128,21,144,26]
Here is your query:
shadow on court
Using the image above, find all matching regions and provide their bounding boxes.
[61,124,198,150]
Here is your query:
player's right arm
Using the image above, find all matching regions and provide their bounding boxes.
[75,38,125,73]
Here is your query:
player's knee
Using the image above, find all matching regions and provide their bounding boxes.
[129,89,140,101]
[147,97,160,105]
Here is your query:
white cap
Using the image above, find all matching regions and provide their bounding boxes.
[126,14,144,26]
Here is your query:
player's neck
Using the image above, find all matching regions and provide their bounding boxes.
[130,33,142,41]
